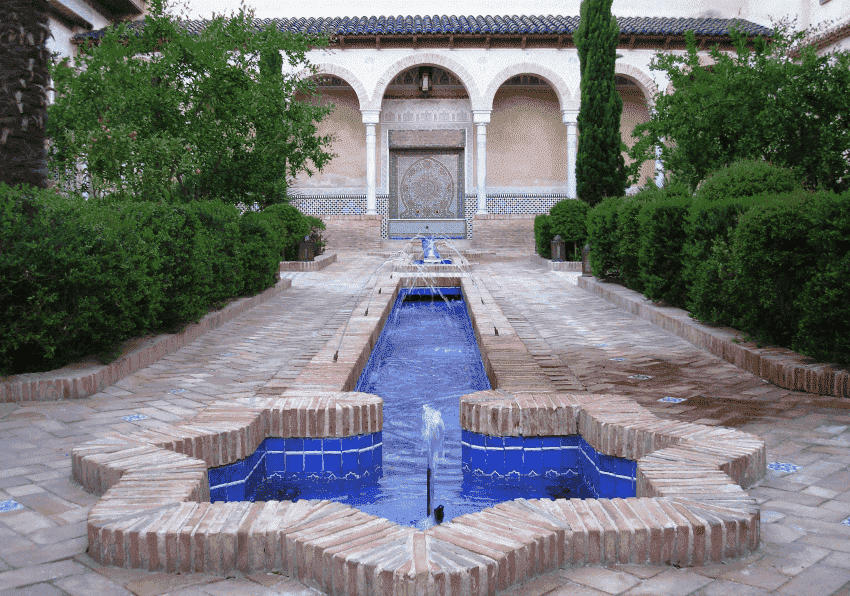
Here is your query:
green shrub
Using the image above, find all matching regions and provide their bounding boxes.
[586,196,624,279]
[793,190,850,365]
[615,192,660,291]
[682,194,772,326]
[549,199,589,260]
[262,203,311,261]
[534,214,554,258]
[728,189,821,346]
[695,159,802,203]
[637,195,692,307]
[188,200,242,304]
[239,211,286,295]
[0,186,164,372]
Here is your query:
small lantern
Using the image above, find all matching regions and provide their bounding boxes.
[298,235,315,262]
[581,243,593,277]
[551,235,566,262]
[419,66,433,97]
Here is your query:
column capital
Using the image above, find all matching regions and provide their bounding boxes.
[472,110,492,125]
[561,109,579,126]
[361,110,381,125]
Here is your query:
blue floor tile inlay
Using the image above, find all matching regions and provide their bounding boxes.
[629,374,653,380]
[0,500,24,513]
[842,517,850,527]
[121,414,148,422]
[658,396,687,404]
[767,462,802,474]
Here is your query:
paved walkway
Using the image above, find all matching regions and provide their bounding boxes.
[0,252,848,596]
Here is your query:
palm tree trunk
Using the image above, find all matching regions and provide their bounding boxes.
[0,0,52,190]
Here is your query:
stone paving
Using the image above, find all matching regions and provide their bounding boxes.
[1,252,849,596]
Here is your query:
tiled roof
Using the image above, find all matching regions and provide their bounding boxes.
[71,14,773,44]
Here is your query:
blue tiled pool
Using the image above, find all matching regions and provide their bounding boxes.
[208,286,637,527]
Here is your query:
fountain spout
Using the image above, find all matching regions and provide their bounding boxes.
[422,404,445,518]
[421,236,443,264]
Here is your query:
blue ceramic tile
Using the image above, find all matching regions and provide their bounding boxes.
[286,452,304,474]
[358,434,372,450]
[462,440,470,465]
[266,438,285,451]
[342,448,358,472]
[561,435,581,447]
[842,517,850,527]
[560,445,579,470]
[485,446,505,473]
[767,462,801,474]
[305,452,323,474]
[209,487,226,502]
[226,482,245,501]
[304,438,322,453]
[266,452,286,475]
[610,357,625,362]
[523,446,542,475]
[485,435,504,448]
[323,438,341,453]
[658,396,686,404]
[340,436,357,452]
[208,467,225,487]
[504,445,523,473]
[122,414,148,422]
[503,436,522,448]
[470,443,485,470]
[323,451,342,474]
[286,438,304,452]
[469,432,484,447]
[360,445,374,470]
[525,437,542,450]
[462,429,469,445]
[0,500,24,513]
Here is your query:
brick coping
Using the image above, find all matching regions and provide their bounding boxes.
[72,270,765,596]
[577,276,850,399]
[0,278,292,404]
[280,253,338,272]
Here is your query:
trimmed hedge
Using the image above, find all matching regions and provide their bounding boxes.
[0,183,323,376]
[585,195,624,278]
[695,159,802,203]
[534,214,554,258]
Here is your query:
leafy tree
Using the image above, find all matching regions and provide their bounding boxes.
[574,0,629,207]
[46,0,338,207]
[627,21,850,193]
[0,0,52,191]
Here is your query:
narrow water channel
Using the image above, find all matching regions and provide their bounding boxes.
[255,286,588,528]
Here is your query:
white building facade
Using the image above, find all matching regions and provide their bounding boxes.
[66,3,849,248]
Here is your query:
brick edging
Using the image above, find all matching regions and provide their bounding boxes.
[529,254,582,271]
[577,276,850,398]
[0,278,292,403]
[72,270,765,593]
[280,253,338,272]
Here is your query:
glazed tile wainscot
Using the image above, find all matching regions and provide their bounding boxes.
[72,270,767,596]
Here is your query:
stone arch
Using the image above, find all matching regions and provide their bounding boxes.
[484,62,575,112]
[291,63,370,110]
[369,52,484,111]
[614,63,658,105]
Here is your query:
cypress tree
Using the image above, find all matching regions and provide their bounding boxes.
[574,0,629,207]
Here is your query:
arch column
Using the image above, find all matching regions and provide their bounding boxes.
[361,110,381,214]
[562,110,579,199]
[655,138,666,188]
[472,110,491,215]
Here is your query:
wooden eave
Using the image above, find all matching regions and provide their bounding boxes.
[72,30,764,52]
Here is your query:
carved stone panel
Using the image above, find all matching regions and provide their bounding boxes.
[389,149,463,220]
